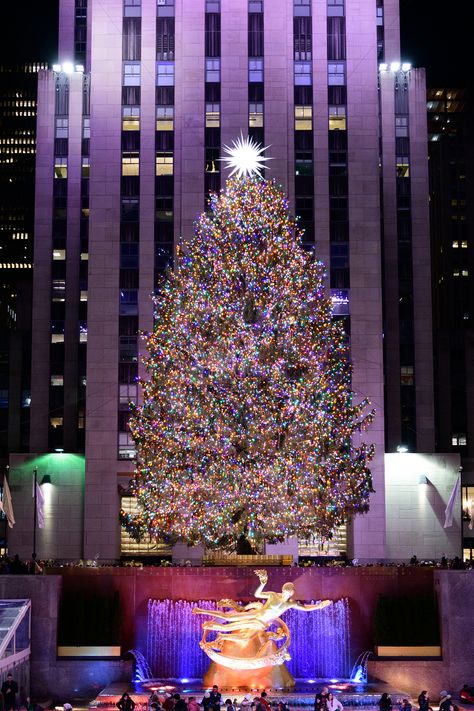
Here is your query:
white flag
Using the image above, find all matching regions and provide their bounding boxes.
[0,477,15,528]
[444,475,460,528]
[35,481,45,529]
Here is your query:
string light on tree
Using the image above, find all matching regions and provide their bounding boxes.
[120,141,375,549]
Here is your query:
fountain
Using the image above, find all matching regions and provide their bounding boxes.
[350,651,372,684]
[126,649,154,683]
[145,597,351,682]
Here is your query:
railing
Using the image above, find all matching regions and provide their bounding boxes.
[203,554,293,566]
[0,599,31,672]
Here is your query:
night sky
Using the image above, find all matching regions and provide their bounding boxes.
[0,1,470,87]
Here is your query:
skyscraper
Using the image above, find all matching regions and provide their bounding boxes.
[10,0,457,561]
[427,88,474,561]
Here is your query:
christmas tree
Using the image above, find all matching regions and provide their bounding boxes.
[121,159,375,549]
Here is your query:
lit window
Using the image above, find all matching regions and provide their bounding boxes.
[83,117,90,138]
[395,117,408,137]
[50,375,64,387]
[156,152,173,175]
[50,417,63,428]
[461,241,468,248]
[124,0,141,16]
[122,152,140,176]
[452,240,459,248]
[123,106,140,131]
[54,157,67,179]
[295,105,312,130]
[52,280,66,301]
[206,58,221,83]
[249,103,264,128]
[82,158,90,178]
[328,62,345,85]
[156,106,174,130]
[249,58,263,83]
[53,249,66,260]
[294,61,311,85]
[453,269,460,277]
[327,0,344,17]
[80,252,89,260]
[329,105,346,131]
[396,157,410,178]
[452,433,467,446]
[80,290,88,301]
[55,118,69,138]
[462,269,469,277]
[123,62,141,86]
[157,62,175,86]
[400,365,414,386]
[120,383,138,405]
[205,103,220,128]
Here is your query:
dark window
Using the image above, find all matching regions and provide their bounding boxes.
[55,77,69,115]
[294,17,312,61]
[120,269,139,289]
[248,83,263,102]
[122,86,141,105]
[120,243,139,269]
[248,14,263,57]
[328,85,347,105]
[123,17,141,60]
[157,17,175,60]
[395,84,409,114]
[327,17,346,60]
[205,14,221,57]
[119,362,138,383]
[122,131,140,151]
[156,85,175,105]
[294,85,313,105]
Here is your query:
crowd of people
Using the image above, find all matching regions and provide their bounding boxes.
[1,678,469,711]
[110,686,469,711]
[115,688,289,711]
[1,553,473,573]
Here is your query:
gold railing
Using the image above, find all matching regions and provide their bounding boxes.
[203,553,293,566]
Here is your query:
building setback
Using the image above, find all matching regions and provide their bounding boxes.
[8,0,460,561]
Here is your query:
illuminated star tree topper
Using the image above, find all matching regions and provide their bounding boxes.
[121,173,375,550]
[221,133,271,179]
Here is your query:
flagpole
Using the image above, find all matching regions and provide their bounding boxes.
[33,466,38,561]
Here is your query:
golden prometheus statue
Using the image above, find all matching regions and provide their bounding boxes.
[192,569,331,689]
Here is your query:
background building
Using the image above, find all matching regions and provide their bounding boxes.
[7,0,461,561]
[427,88,474,560]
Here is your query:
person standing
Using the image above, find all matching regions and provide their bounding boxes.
[172,694,187,711]
[259,693,271,711]
[315,687,330,711]
[116,694,136,711]
[209,687,222,711]
[327,694,343,711]
[417,692,430,711]
[439,692,453,711]
[163,695,175,711]
[378,694,392,711]
[1,673,18,711]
